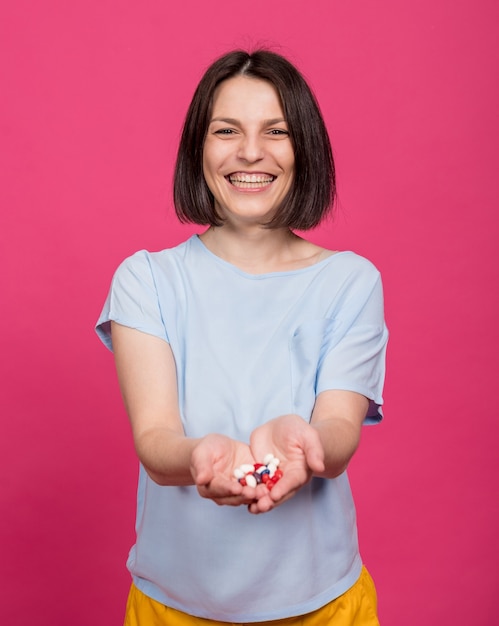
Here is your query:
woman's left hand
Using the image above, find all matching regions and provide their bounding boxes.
[248,414,325,514]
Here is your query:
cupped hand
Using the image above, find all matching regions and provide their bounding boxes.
[248,414,325,514]
[190,433,258,506]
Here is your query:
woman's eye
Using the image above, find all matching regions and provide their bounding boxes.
[269,129,289,136]
[214,128,235,135]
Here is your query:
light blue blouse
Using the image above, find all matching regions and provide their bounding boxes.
[96,235,388,622]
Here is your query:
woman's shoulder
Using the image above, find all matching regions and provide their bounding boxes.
[292,236,381,277]
[326,249,380,273]
[115,236,197,270]
[302,242,381,280]
[311,250,383,302]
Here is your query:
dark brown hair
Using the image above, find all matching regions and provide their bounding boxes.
[174,49,335,230]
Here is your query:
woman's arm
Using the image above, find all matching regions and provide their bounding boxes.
[111,321,198,486]
[310,389,369,479]
[111,321,258,505]
[248,389,368,513]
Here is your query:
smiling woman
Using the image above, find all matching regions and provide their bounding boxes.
[96,49,388,625]
[174,49,335,231]
[202,76,295,227]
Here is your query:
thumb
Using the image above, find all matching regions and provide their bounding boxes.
[190,443,215,486]
[302,432,326,474]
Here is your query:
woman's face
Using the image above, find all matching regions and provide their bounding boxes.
[203,76,295,227]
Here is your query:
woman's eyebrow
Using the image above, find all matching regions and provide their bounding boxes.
[263,118,287,125]
[209,117,287,125]
[210,117,240,124]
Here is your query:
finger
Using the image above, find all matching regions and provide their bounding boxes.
[198,475,262,500]
[192,465,214,486]
[300,431,326,474]
[190,449,216,485]
[197,484,242,501]
[198,483,257,507]
[267,480,299,504]
[213,494,257,507]
[212,475,244,495]
[248,494,274,514]
[304,446,325,474]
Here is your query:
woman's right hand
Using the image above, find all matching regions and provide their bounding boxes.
[190,434,259,506]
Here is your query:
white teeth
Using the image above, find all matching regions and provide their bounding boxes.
[229,174,274,184]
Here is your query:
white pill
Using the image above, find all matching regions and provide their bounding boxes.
[263,453,274,465]
[233,468,245,479]
[245,474,257,488]
[273,457,280,467]
[267,462,277,476]
[240,464,255,474]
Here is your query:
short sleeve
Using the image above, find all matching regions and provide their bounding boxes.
[316,273,388,424]
[95,251,169,351]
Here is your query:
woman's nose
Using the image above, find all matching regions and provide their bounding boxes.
[237,134,264,162]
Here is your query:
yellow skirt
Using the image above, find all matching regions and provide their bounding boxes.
[124,566,379,626]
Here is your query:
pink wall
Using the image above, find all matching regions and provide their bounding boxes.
[2,1,498,624]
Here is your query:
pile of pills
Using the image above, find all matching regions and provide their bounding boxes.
[233,453,283,490]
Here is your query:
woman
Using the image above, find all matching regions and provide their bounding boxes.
[96,49,388,625]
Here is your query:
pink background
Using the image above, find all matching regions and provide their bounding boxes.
[1,1,498,624]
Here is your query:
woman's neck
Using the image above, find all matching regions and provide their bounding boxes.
[198,225,332,275]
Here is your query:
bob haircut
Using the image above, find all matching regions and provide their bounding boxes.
[174,49,335,230]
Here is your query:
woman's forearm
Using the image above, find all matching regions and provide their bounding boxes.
[134,427,201,486]
[312,417,362,479]
[309,389,368,479]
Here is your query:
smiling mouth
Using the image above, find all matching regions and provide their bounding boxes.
[227,173,276,189]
